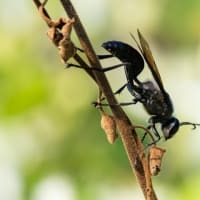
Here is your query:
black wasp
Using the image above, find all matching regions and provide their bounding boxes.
[67,30,200,143]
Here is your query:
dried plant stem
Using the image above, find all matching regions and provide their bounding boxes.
[33,0,158,199]
[60,1,157,199]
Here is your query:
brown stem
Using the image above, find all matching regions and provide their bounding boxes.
[60,1,157,199]
[32,0,97,82]
[33,0,157,199]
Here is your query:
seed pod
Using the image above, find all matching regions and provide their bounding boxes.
[58,39,76,63]
[148,145,166,176]
[100,112,118,144]
[58,18,77,63]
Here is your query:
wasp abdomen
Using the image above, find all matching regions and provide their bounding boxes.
[102,41,144,78]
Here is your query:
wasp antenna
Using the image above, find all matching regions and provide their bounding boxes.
[180,122,200,130]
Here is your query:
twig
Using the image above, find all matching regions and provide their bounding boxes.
[32,0,97,83]
[33,0,158,199]
[60,1,157,199]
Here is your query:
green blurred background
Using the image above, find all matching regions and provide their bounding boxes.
[0,0,200,199]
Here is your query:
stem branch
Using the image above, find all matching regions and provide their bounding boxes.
[33,1,158,199]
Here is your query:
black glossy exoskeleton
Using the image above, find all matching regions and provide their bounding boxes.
[67,30,200,143]
[101,41,144,85]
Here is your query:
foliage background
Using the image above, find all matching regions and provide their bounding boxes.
[0,0,200,199]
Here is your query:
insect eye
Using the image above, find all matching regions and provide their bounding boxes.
[161,118,179,140]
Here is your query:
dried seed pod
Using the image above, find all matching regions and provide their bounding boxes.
[148,145,166,176]
[39,2,76,63]
[39,1,63,46]
[58,18,77,63]
[100,112,118,144]
[58,38,76,63]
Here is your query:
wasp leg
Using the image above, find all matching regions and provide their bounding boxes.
[92,99,139,107]
[141,132,148,142]
[98,54,113,59]
[141,125,157,144]
[114,83,128,95]
[92,82,145,107]
[140,117,162,147]
[77,48,84,52]
[151,125,161,140]
[66,63,102,71]
[141,126,161,147]
[145,117,161,146]
[147,137,161,147]
[66,62,130,72]
[100,83,128,102]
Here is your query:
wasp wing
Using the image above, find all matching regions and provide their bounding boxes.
[130,30,165,92]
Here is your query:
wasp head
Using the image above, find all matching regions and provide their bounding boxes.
[161,117,180,140]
